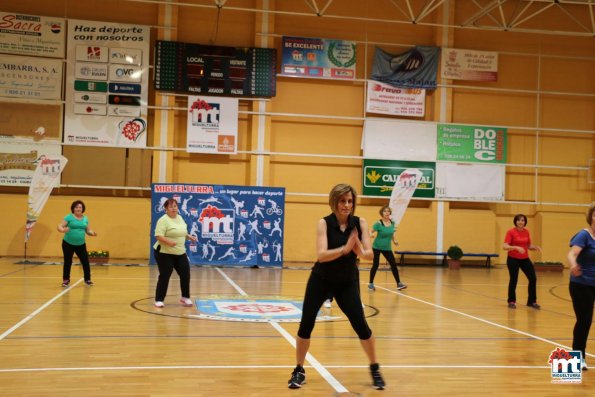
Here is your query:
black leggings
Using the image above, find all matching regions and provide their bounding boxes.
[297,271,372,340]
[370,249,401,284]
[506,257,537,304]
[569,281,595,358]
[62,240,91,281]
[154,249,191,301]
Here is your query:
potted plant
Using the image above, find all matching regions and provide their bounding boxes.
[88,250,109,264]
[447,245,463,269]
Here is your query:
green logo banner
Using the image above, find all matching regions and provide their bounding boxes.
[363,159,435,198]
[437,124,506,163]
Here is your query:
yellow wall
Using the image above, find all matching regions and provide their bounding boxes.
[1,194,151,259]
[0,1,593,266]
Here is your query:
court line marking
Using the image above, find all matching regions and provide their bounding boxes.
[378,285,595,359]
[215,267,349,393]
[0,364,549,373]
[0,278,83,341]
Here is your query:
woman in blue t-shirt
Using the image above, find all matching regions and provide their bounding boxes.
[57,200,97,287]
[567,202,595,370]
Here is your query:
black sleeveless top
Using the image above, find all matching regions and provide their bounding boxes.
[311,213,361,282]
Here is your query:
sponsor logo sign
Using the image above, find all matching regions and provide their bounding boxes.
[363,159,435,198]
[74,62,108,80]
[0,12,65,58]
[366,80,425,117]
[437,124,507,163]
[441,48,498,82]
[108,82,141,94]
[281,36,356,80]
[75,45,108,62]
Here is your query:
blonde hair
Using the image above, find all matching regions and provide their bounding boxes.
[328,184,357,214]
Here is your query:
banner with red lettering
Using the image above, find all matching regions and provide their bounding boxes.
[151,184,285,267]
[25,155,68,242]
[366,80,425,117]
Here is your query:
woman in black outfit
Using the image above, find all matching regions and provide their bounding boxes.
[288,184,385,390]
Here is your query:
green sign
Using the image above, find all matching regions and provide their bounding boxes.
[437,124,506,163]
[74,80,108,92]
[362,159,435,198]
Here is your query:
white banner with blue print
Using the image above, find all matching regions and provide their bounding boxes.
[150,183,285,267]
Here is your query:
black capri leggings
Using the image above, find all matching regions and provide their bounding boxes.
[370,248,401,284]
[154,249,191,302]
[62,240,91,281]
[569,281,595,357]
[297,271,372,340]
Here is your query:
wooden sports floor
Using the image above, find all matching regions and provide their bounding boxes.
[0,257,592,396]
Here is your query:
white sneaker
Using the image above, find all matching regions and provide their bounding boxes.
[154,301,164,308]
[323,299,332,309]
[582,358,588,370]
[180,297,193,307]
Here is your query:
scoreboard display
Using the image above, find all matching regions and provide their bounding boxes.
[154,40,276,97]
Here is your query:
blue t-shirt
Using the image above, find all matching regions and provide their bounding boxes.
[569,229,595,286]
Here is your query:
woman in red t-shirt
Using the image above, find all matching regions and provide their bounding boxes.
[503,214,541,309]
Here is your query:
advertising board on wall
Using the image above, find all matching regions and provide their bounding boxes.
[366,80,425,117]
[64,19,150,147]
[186,96,239,154]
[437,124,506,163]
[281,36,356,80]
[363,159,435,198]
[441,48,498,82]
[0,54,63,100]
[151,184,285,267]
[0,12,65,58]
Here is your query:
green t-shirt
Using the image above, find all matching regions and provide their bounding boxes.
[63,213,88,246]
[372,220,395,251]
[153,214,188,255]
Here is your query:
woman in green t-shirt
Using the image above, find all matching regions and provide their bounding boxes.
[369,205,407,291]
[57,200,97,287]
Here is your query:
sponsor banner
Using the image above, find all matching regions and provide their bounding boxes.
[154,40,276,97]
[64,19,149,147]
[187,96,238,154]
[389,168,423,226]
[25,154,68,242]
[0,54,63,100]
[437,124,506,163]
[363,159,435,198]
[150,184,285,267]
[281,36,356,80]
[441,48,498,82]
[366,80,425,117]
[371,46,440,89]
[0,12,65,58]
[0,142,62,186]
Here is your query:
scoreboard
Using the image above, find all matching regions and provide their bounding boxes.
[154,40,276,97]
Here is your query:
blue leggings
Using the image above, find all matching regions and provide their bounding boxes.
[297,271,372,340]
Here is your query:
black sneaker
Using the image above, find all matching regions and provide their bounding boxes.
[84,280,94,286]
[288,365,306,389]
[370,363,385,390]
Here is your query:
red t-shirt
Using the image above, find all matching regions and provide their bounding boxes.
[504,227,531,259]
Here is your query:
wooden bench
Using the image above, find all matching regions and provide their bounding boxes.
[395,251,499,268]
